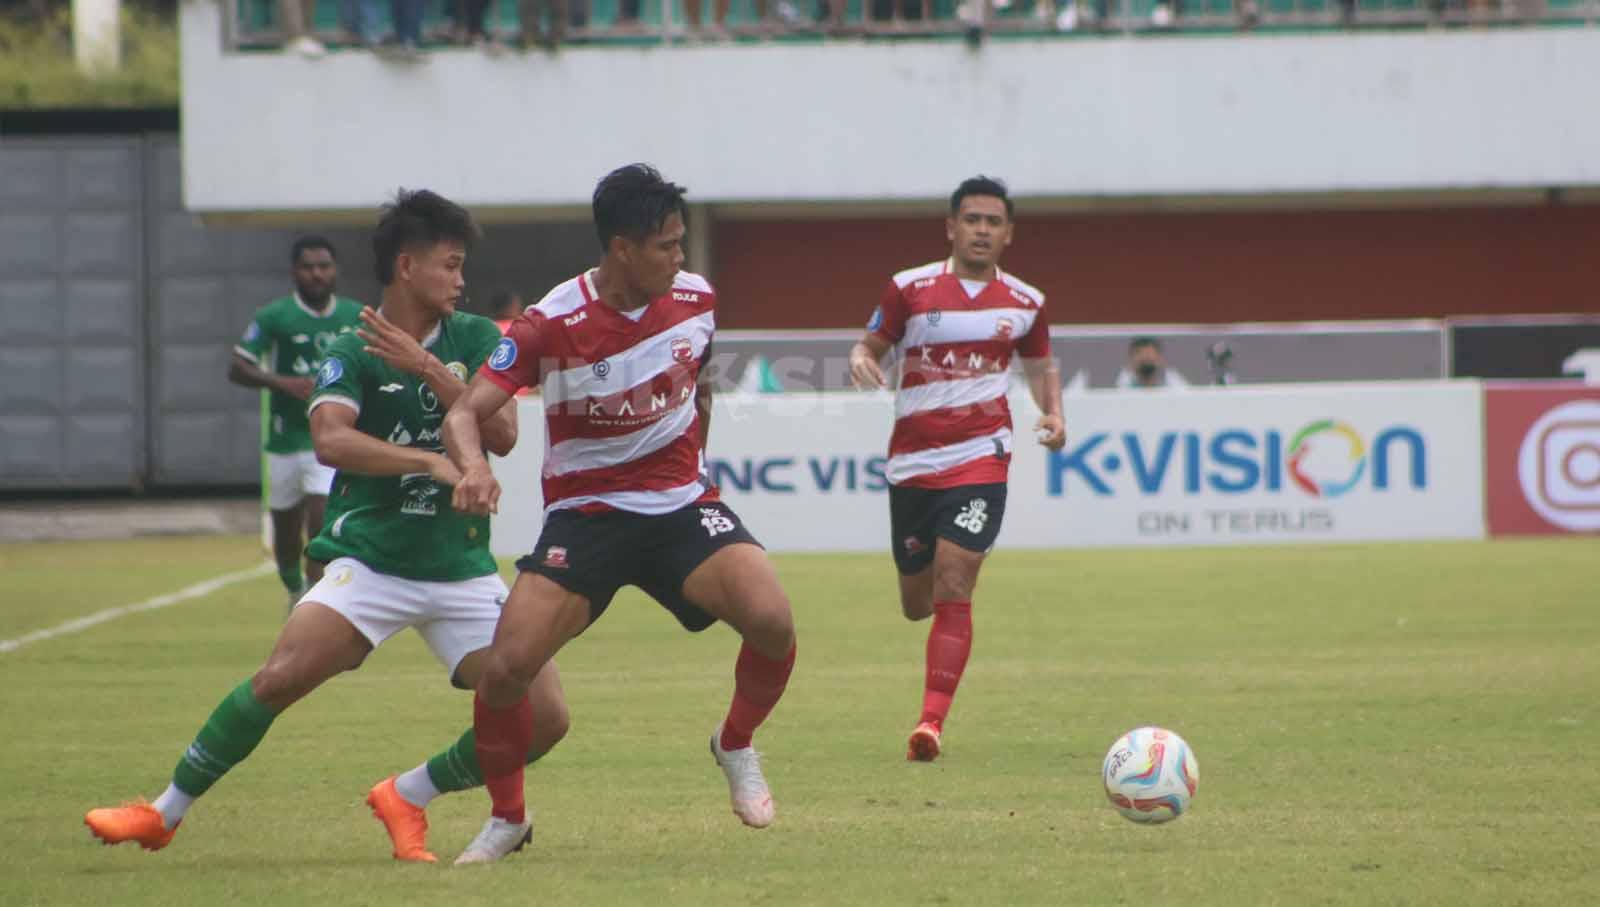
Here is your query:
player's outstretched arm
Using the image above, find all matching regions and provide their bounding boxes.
[443,373,513,515]
[311,404,460,485]
[228,354,314,401]
[1022,356,1066,450]
[849,333,891,390]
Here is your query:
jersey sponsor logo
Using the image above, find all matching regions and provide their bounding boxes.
[488,337,517,371]
[913,277,937,290]
[332,565,355,586]
[867,307,883,332]
[927,310,942,326]
[317,358,344,388]
[543,546,568,568]
[671,337,693,363]
[243,322,262,343]
[1008,287,1037,307]
[419,384,440,413]
[293,356,313,375]
[994,316,1016,339]
[399,473,440,516]
[902,535,926,555]
[918,347,1006,374]
[593,360,611,379]
[387,423,414,446]
[314,331,340,354]
[292,333,310,343]
[445,360,468,382]
[672,291,700,303]
[953,498,989,534]
[379,383,405,393]
[564,311,587,327]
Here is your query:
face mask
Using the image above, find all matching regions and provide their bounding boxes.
[1136,362,1159,380]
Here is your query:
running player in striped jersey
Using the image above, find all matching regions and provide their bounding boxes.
[441,164,797,864]
[848,176,1066,763]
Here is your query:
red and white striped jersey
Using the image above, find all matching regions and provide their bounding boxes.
[483,269,718,515]
[869,258,1049,489]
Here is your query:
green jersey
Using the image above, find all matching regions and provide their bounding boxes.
[235,294,364,454]
[305,312,505,582]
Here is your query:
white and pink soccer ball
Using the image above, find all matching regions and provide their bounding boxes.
[1102,727,1199,824]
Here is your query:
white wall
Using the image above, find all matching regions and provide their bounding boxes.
[181,1,1600,214]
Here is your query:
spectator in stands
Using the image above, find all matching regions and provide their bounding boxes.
[381,0,428,60]
[339,0,383,48]
[280,0,328,57]
[685,0,731,36]
[516,0,578,47]
[451,0,503,47]
[489,289,525,333]
[1115,337,1189,389]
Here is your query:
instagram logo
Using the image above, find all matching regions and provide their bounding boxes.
[1517,400,1600,532]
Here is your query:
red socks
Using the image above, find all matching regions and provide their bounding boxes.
[719,642,796,751]
[473,691,534,824]
[920,600,973,730]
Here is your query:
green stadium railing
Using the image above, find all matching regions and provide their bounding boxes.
[224,0,1599,49]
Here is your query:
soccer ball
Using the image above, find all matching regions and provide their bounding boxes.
[1102,726,1199,824]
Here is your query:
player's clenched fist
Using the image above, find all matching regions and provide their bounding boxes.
[452,462,501,515]
[849,343,887,390]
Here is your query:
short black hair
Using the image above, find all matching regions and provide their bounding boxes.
[488,289,521,318]
[950,175,1014,218]
[372,189,481,285]
[1130,336,1163,353]
[290,235,336,264]
[592,164,688,251]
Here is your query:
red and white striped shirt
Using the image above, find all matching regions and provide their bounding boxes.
[870,259,1048,489]
[484,270,718,515]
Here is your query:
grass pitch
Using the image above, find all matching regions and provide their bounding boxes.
[1,534,1596,905]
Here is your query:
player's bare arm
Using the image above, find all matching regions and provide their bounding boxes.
[442,373,514,515]
[696,342,715,449]
[1022,356,1066,450]
[356,306,518,454]
[228,354,315,401]
[310,403,460,486]
[849,333,892,390]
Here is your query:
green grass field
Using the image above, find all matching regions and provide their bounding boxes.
[1,535,1596,905]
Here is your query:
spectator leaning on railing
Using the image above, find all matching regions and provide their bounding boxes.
[280,0,328,56]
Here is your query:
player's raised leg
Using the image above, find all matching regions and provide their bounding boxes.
[908,539,984,762]
[84,602,372,850]
[681,541,797,829]
[369,657,569,863]
[456,572,590,865]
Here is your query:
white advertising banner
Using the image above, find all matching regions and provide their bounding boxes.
[491,381,1486,555]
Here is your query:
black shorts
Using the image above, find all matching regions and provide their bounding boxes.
[514,500,761,632]
[888,482,1007,575]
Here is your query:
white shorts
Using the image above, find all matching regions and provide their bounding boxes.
[302,557,506,679]
[267,450,336,510]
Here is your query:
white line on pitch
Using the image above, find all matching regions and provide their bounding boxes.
[0,561,276,655]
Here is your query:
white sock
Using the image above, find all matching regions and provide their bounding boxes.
[152,784,195,830]
[394,764,440,809]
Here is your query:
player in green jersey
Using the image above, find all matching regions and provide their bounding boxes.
[229,237,364,605]
[86,191,569,865]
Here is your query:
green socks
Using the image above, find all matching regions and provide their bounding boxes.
[171,680,278,797]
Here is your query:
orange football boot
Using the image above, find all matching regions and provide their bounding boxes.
[366,776,438,863]
[84,801,178,851]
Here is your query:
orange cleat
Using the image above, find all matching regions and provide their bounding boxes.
[366,776,438,863]
[906,722,942,762]
[84,801,178,851]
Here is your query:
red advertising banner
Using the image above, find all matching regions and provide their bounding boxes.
[1484,382,1600,536]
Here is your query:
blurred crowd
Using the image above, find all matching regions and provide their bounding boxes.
[264,0,1560,58]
